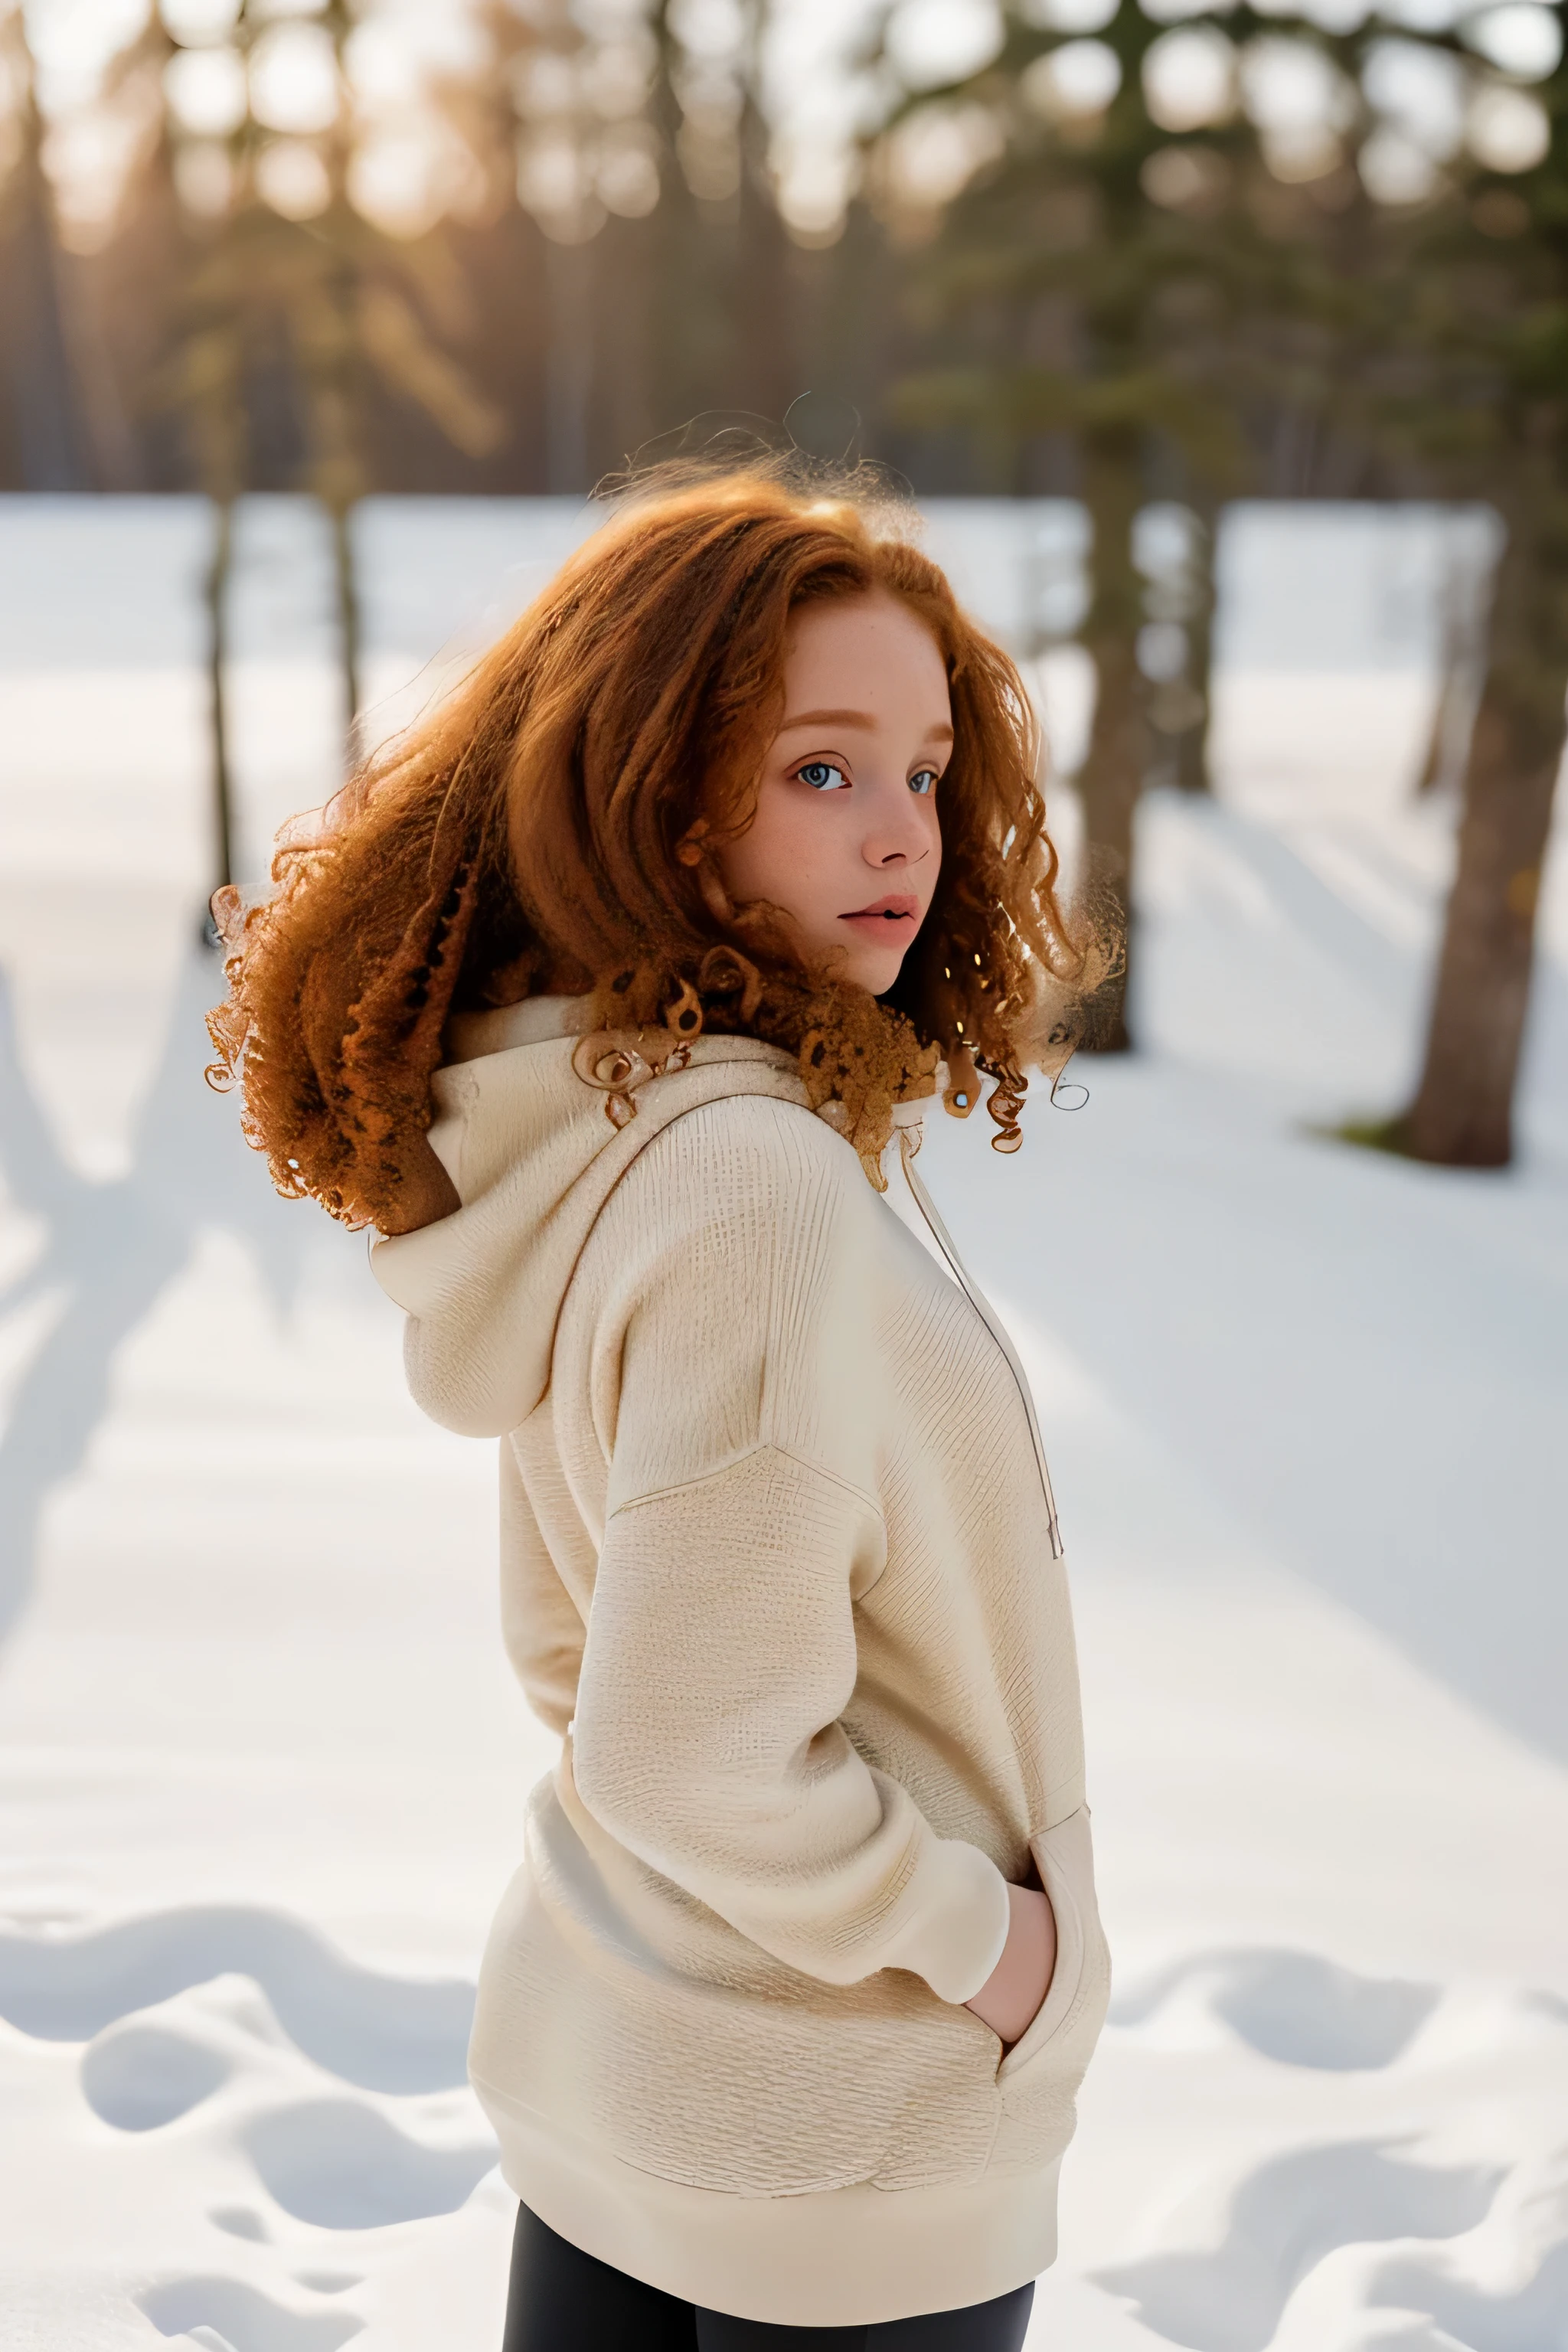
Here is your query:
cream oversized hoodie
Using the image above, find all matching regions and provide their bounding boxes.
[371,997,1110,2328]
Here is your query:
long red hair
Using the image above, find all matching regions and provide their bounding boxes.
[207,465,1091,1232]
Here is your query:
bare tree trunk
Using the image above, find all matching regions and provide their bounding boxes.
[1415,515,1491,798]
[309,236,365,776]
[3,80,87,488]
[545,237,593,493]
[329,496,362,773]
[734,79,794,426]
[1075,432,1146,1050]
[52,243,142,489]
[1171,501,1216,796]
[1394,503,1567,1165]
[202,498,235,947]
[1415,546,1467,795]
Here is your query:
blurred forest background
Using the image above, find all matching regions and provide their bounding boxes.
[2,0,1566,1169]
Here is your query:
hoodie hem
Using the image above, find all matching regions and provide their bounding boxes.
[475,2088,1061,2327]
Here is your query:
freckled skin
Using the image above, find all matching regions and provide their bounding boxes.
[717,592,951,993]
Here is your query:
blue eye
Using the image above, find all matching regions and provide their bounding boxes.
[798,760,848,792]
[909,768,939,796]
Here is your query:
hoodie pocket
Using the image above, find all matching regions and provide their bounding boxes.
[995,1805,1109,2087]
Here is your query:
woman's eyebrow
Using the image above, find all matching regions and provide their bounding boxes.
[777,706,876,730]
[779,707,955,743]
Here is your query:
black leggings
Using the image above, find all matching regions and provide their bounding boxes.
[502,2201,1035,2351]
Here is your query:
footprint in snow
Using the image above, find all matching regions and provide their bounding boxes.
[1108,1948,1440,2070]
[1363,2154,1568,2352]
[0,1905,472,2092]
[83,2013,236,2132]
[210,2206,272,2243]
[1096,2141,1505,2352]
[242,2097,498,2229]
[81,1971,310,2130]
[136,2275,364,2352]
[75,1971,497,2233]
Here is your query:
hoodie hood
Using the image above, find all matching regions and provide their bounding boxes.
[371,997,814,1438]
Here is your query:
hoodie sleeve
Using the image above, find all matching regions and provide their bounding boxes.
[566,1097,1012,2007]
[498,1436,584,1739]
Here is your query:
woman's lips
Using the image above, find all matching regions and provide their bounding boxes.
[840,894,920,935]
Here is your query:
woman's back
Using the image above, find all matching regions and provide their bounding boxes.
[374,1002,1108,2327]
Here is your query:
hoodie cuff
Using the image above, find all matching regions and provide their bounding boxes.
[879,1836,1013,2006]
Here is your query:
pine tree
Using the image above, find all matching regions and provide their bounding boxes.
[152,0,505,917]
[1320,8,1568,1165]
[0,4,87,485]
[881,0,1261,1044]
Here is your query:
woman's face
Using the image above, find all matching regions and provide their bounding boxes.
[716,590,949,995]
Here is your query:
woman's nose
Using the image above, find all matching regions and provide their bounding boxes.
[863,779,930,867]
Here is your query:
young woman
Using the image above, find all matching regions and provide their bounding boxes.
[208,468,1111,2350]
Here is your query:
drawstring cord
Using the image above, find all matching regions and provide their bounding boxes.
[897,1123,1065,1563]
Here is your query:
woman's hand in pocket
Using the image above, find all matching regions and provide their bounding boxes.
[963,1883,1057,2048]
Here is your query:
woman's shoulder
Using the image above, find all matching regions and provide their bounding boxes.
[647,1087,868,1209]
[586,1086,875,1286]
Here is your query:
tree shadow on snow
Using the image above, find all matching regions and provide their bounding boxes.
[941,808,1568,1769]
[0,949,318,1642]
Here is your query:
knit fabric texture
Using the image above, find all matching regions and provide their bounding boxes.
[371,998,1110,2324]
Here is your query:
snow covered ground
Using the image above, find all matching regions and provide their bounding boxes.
[0,496,1564,2352]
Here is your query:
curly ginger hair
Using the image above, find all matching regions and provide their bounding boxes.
[207,466,1094,1233]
